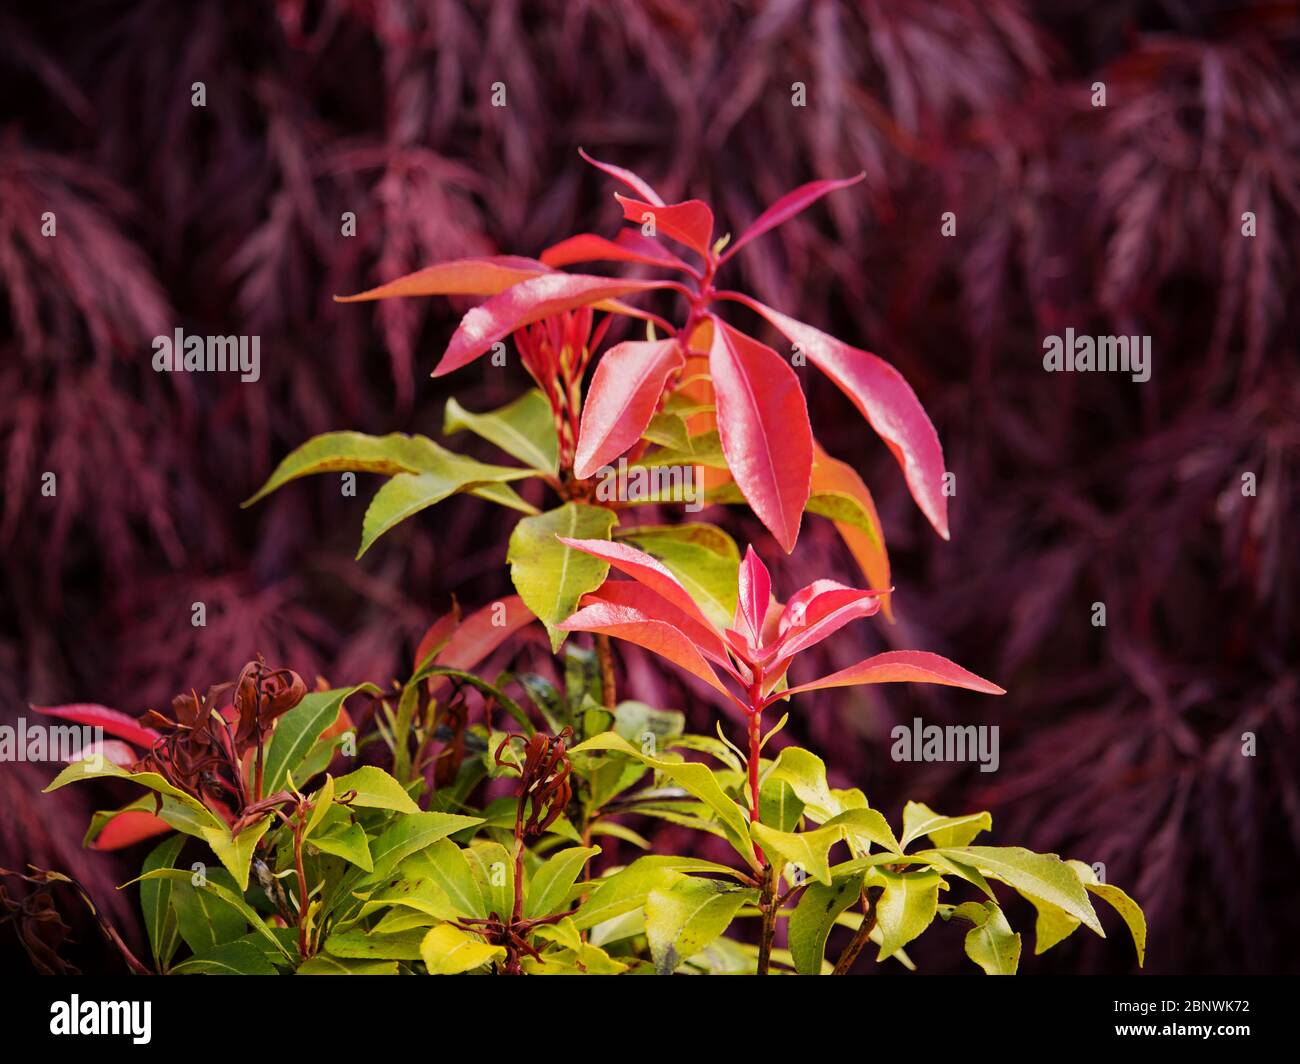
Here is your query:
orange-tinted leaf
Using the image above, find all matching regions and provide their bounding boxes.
[811,443,892,618]
[540,231,691,273]
[335,256,547,302]
[557,602,732,697]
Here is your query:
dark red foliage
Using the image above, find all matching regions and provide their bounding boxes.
[1,1,1296,974]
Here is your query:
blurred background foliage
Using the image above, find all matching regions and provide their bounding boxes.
[1,0,1296,973]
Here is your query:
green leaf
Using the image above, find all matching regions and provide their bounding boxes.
[935,846,1103,934]
[571,732,755,868]
[443,390,559,474]
[330,766,420,815]
[325,928,426,961]
[171,868,249,952]
[140,835,186,971]
[524,846,600,920]
[296,954,399,975]
[362,812,486,883]
[900,801,992,850]
[263,685,376,794]
[304,775,335,839]
[615,524,740,629]
[751,808,898,886]
[873,868,942,960]
[641,412,690,450]
[571,855,742,930]
[611,700,686,748]
[199,814,271,892]
[420,924,506,974]
[645,877,753,974]
[759,777,805,832]
[310,823,373,871]
[766,747,871,828]
[947,901,1021,975]
[170,940,279,975]
[1067,861,1145,966]
[789,872,866,975]
[464,841,514,920]
[243,431,441,505]
[507,502,618,650]
[805,491,885,553]
[402,840,486,919]
[130,868,292,962]
[359,450,533,558]
[44,759,222,829]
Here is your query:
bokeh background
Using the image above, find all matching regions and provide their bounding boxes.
[2,0,1296,974]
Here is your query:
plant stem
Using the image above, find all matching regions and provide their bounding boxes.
[292,815,312,959]
[756,863,778,976]
[831,889,879,975]
[595,633,617,708]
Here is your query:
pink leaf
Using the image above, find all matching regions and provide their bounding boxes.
[586,579,737,673]
[579,148,665,207]
[614,194,715,260]
[721,173,866,263]
[770,586,882,665]
[574,339,684,479]
[335,256,548,302]
[723,294,950,540]
[735,546,772,646]
[781,650,1005,699]
[89,810,172,851]
[555,537,727,655]
[540,231,692,273]
[30,703,159,750]
[557,602,732,697]
[433,273,680,377]
[73,739,140,768]
[707,318,812,552]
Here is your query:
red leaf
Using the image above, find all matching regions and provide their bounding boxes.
[427,595,535,693]
[574,339,685,479]
[734,545,772,646]
[579,148,665,207]
[725,294,949,539]
[614,194,715,260]
[433,273,680,377]
[555,537,729,658]
[73,739,140,768]
[707,318,812,552]
[90,810,171,851]
[721,173,866,263]
[30,703,159,750]
[557,601,732,697]
[334,256,548,302]
[781,650,1005,699]
[414,597,461,669]
[540,231,692,273]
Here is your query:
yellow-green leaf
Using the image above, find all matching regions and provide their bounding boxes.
[420,924,506,974]
[508,503,618,650]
